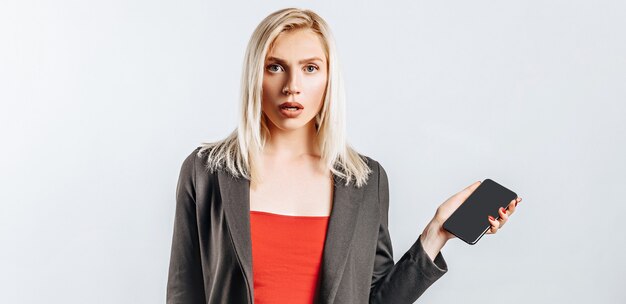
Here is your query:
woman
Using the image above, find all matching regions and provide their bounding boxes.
[166,7,521,304]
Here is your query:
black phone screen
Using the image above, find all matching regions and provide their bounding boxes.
[443,179,517,245]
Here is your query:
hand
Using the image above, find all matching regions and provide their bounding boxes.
[486,196,521,234]
[430,181,523,241]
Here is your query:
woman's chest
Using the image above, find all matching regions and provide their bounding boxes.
[249,162,334,216]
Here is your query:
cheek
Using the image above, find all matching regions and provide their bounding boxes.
[261,78,280,108]
[262,77,277,97]
[310,75,328,106]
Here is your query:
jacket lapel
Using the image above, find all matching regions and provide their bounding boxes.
[218,170,255,301]
[218,171,364,304]
[317,175,365,303]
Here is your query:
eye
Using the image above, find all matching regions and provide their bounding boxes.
[266,64,284,73]
[305,65,319,73]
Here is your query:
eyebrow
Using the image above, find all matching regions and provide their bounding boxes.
[266,56,325,64]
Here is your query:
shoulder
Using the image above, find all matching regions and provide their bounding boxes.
[178,145,214,178]
[177,147,202,181]
[177,145,221,190]
[181,145,218,169]
[358,153,385,176]
[180,146,204,168]
[354,153,388,188]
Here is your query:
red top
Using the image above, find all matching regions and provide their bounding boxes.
[249,210,330,304]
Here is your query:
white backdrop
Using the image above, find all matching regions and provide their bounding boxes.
[1,0,624,303]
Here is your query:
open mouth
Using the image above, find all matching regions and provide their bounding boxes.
[279,101,304,111]
[278,102,304,117]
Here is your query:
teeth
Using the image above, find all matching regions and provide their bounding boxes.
[284,107,299,111]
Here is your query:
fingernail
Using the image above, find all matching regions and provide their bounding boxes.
[501,207,506,213]
[488,215,495,221]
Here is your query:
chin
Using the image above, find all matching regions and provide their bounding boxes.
[267,115,314,131]
[274,120,309,131]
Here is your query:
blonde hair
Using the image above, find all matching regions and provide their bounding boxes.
[198,7,372,188]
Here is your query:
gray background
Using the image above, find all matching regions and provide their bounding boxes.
[1,0,624,303]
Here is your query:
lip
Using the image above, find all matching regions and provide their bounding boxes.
[278,101,304,118]
[279,101,304,110]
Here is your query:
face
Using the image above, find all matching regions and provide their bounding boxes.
[261,28,328,132]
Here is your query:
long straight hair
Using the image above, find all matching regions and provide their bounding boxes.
[198,7,372,188]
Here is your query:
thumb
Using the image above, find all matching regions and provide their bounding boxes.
[459,180,482,199]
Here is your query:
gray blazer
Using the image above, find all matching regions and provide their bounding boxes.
[166,147,448,304]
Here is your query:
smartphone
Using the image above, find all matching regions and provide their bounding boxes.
[443,179,517,245]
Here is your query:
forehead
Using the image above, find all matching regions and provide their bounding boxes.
[266,28,326,61]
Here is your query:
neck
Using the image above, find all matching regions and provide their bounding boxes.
[263,120,320,159]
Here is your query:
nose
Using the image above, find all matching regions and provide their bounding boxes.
[282,72,301,95]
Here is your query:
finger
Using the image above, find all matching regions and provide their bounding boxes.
[507,199,516,215]
[509,197,522,215]
[498,206,509,228]
[487,215,500,234]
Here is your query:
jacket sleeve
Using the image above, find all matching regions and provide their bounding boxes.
[166,149,206,304]
[369,161,448,303]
